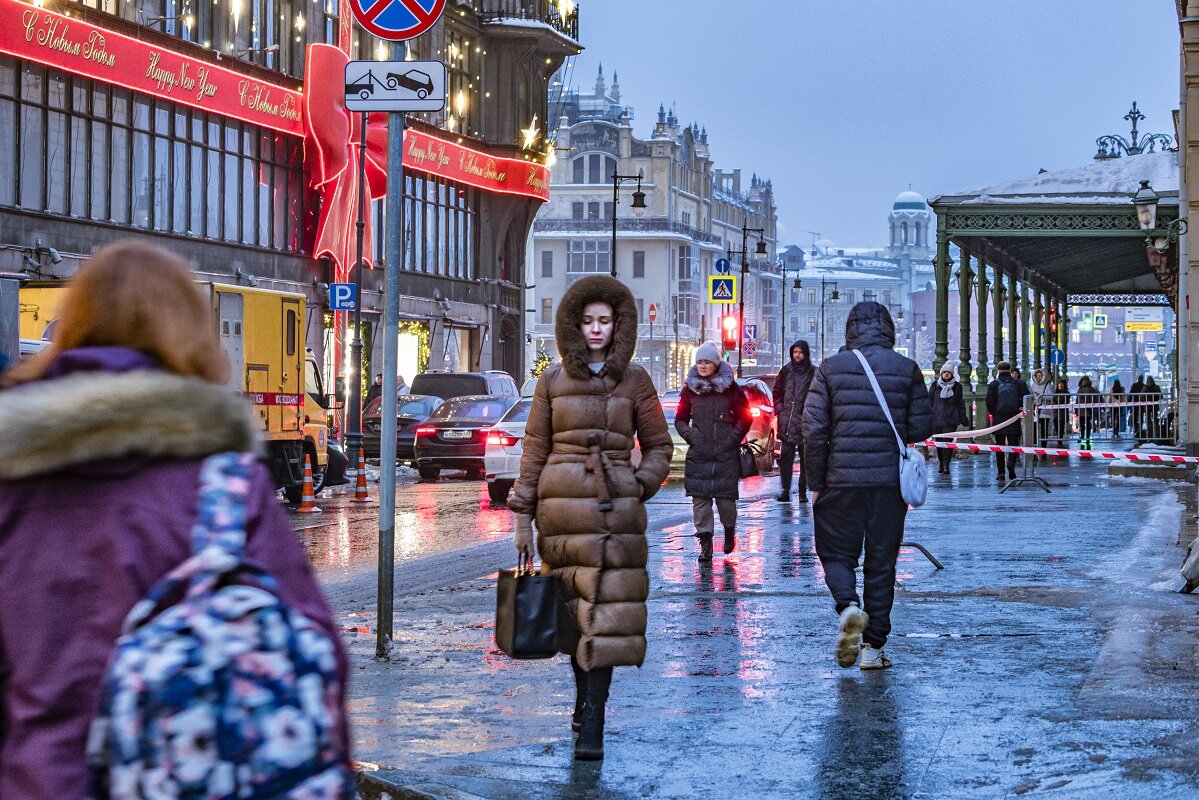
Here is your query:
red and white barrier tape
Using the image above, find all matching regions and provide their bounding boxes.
[917,439,1199,463]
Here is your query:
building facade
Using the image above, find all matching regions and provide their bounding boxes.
[529,67,778,388]
[0,0,579,394]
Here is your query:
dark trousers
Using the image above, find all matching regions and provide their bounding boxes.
[778,439,806,494]
[813,486,907,649]
[936,443,953,470]
[995,429,1020,475]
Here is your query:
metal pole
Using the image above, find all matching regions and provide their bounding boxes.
[346,111,368,465]
[610,172,618,278]
[377,42,406,660]
[649,317,654,388]
[780,267,786,370]
[738,221,747,378]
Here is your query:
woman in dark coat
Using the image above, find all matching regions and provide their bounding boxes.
[0,242,351,799]
[928,366,969,474]
[509,275,673,761]
[1050,377,1071,448]
[675,342,751,561]
[1076,376,1101,449]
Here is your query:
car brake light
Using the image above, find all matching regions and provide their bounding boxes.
[415,426,436,436]
[488,433,518,447]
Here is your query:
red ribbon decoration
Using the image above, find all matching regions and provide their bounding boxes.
[304,43,389,282]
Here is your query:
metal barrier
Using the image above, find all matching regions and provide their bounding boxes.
[1030,390,1175,447]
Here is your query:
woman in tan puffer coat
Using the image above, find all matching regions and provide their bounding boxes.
[508,275,673,761]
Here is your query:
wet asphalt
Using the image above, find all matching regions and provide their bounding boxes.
[289,457,1199,800]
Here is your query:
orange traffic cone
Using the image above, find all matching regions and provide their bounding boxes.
[295,456,321,514]
[351,446,373,503]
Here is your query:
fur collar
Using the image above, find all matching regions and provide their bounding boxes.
[555,276,640,381]
[0,370,262,480]
[685,361,735,394]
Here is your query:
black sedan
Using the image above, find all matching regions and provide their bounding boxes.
[362,394,443,461]
[413,395,519,481]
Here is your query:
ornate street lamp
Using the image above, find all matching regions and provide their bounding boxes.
[728,220,768,377]
[1132,179,1187,251]
[610,169,646,278]
[818,279,839,361]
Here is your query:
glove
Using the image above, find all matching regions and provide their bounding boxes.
[514,513,534,557]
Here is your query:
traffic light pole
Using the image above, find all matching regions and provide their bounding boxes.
[733,218,766,378]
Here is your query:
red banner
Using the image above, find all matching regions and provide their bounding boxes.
[0,0,305,136]
[403,127,549,201]
[246,392,302,407]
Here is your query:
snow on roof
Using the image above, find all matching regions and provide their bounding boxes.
[933,150,1178,206]
[795,264,903,282]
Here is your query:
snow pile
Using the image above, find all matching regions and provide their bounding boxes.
[939,151,1178,206]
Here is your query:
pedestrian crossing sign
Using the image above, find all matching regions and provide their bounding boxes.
[709,276,737,304]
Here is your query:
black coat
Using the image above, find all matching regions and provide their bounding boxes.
[985,374,1029,435]
[773,339,814,444]
[676,361,751,499]
[929,380,969,434]
[801,302,933,492]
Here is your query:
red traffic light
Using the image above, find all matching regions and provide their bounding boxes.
[721,316,739,351]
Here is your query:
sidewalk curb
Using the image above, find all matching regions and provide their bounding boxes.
[1107,462,1195,481]
[357,770,489,800]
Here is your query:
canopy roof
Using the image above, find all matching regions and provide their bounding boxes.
[929,151,1178,297]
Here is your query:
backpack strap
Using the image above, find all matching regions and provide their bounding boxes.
[851,349,906,456]
[122,452,257,633]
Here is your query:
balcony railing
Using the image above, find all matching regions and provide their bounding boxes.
[479,1,580,40]
[533,217,720,245]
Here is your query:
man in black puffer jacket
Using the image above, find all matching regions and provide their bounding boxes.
[772,339,815,503]
[802,302,932,671]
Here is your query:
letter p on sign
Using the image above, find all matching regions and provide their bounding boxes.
[330,282,357,311]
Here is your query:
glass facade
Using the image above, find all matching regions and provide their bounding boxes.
[0,56,312,252]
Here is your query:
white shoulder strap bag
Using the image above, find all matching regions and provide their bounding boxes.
[851,349,927,508]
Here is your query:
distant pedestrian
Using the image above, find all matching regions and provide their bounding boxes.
[676,343,751,561]
[1076,376,1101,449]
[397,373,410,394]
[1130,374,1146,440]
[1143,376,1163,441]
[1028,368,1053,447]
[772,339,815,503]
[0,241,352,798]
[509,275,673,761]
[1109,379,1126,437]
[986,361,1029,481]
[928,367,969,474]
[803,301,932,670]
[1050,377,1071,448]
[365,372,383,405]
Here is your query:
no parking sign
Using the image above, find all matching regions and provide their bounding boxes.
[349,0,447,41]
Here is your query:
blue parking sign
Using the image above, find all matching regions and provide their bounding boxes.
[330,282,357,311]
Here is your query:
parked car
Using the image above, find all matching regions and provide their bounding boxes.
[361,394,443,460]
[520,377,538,397]
[483,397,532,504]
[659,378,776,477]
[413,394,519,481]
[386,69,434,98]
[409,370,519,401]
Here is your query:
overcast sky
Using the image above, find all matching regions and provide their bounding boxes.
[564,1,1180,250]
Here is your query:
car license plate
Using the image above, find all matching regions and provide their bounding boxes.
[443,429,471,439]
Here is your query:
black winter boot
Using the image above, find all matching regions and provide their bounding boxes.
[698,533,713,562]
[723,526,736,555]
[574,667,612,761]
[571,656,587,732]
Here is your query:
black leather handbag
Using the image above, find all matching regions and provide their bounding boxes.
[738,441,760,479]
[495,555,562,659]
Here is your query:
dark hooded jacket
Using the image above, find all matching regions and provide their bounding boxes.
[675,360,751,499]
[773,339,815,444]
[0,347,348,800]
[508,276,673,670]
[801,302,933,492]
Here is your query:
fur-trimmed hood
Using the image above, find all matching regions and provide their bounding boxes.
[0,370,262,480]
[684,360,735,394]
[554,275,640,381]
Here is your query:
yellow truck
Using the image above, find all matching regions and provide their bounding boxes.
[18,280,340,502]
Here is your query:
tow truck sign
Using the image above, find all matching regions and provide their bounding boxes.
[345,60,447,112]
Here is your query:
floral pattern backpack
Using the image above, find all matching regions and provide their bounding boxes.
[86,452,354,799]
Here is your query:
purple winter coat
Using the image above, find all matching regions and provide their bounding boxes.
[0,348,349,799]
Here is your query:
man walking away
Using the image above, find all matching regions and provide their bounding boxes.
[803,302,932,670]
[773,340,815,503]
[986,361,1028,481]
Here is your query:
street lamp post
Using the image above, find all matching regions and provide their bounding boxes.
[897,309,928,364]
[729,218,767,377]
[610,169,647,278]
[818,278,839,361]
[780,265,802,370]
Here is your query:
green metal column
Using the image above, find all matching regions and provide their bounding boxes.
[1019,278,1031,376]
[957,251,973,383]
[932,218,952,374]
[1032,288,1043,371]
[1007,273,1019,367]
[1061,300,1070,378]
[975,256,990,427]
[992,268,1005,369]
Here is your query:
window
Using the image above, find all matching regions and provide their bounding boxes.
[807,316,816,332]
[844,289,855,304]
[633,250,645,278]
[790,317,799,333]
[568,240,611,273]
[572,201,583,220]
[677,245,693,280]
[286,309,297,355]
[635,298,644,321]
[541,298,553,325]
[1071,329,1080,344]
[584,154,615,184]
[1093,330,1103,344]
[807,289,816,304]
[882,290,892,307]
[541,250,553,278]
[681,210,691,227]
[587,201,600,220]
[573,158,585,184]
[603,201,613,220]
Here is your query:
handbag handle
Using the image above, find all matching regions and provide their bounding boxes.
[851,349,906,457]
